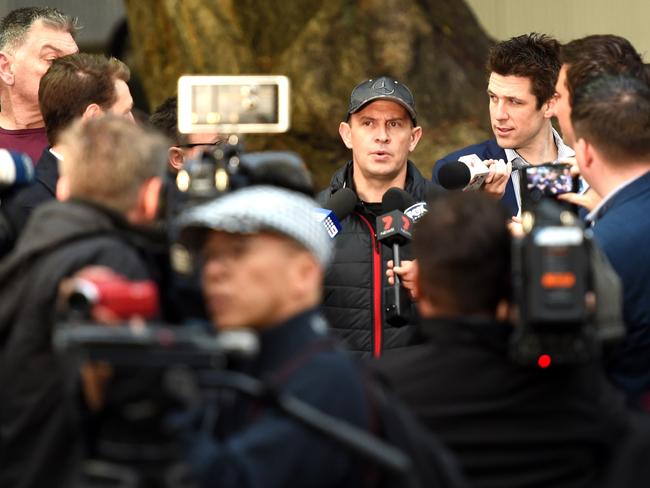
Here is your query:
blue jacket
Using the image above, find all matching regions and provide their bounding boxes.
[185,309,370,488]
[433,139,519,216]
[592,171,650,395]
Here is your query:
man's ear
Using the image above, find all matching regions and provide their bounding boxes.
[339,121,353,149]
[168,147,185,172]
[81,103,103,120]
[409,126,423,152]
[0,51,14,85]
[56,175,70,201]
[574,138,594,169]
[138,176,162,222]
[542,93,558,119]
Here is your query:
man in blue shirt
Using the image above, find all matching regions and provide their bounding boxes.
[571,75,650,397]
[434,33,574,216]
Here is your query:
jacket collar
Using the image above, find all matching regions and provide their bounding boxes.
[327,160,431,201]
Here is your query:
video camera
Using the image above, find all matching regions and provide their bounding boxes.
[510,198,625,367]
[168,75,307,216]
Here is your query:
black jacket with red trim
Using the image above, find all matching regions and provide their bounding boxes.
[318,160,434,357]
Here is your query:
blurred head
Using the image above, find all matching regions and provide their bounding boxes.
[39,53,133,145]
[149,95,221,172]
[414,192,511,318]
[554,35,646,147]
[179,186,332,330]
[339,76,421,185]
[571,75,650,188]
[486,33,560,150]
[0,7,78,107]
[58,115,167,220]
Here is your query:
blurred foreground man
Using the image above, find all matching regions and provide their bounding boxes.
[178,186,370,487]
[570,75,650,397]
[0,116,167,488]
[0,7,78,162]
[321,75,433,357]
[375,192,632,488]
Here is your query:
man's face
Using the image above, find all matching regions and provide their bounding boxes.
[339,100,422,182]
[552,65,575,147]
[181,133,222,160]
[5,19,78,105]
[107,79,134,122]
[487,73,551,152]
[201,231,299,330]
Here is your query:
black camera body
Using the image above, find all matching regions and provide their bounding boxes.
[510,199,624,367]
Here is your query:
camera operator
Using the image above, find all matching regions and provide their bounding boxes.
[176,185,372,487]
[374,191,633,488]
[0,116,167,488]
[570,75,650,398]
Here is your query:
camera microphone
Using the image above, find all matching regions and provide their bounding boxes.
[0,149,34,191]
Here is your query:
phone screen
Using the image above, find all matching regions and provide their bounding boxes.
[524,164,576,200]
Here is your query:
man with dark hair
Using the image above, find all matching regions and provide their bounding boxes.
[149,95,222,173]
[434,33,574,216]
[0,7,78,162]
[375,191,633,488]
[571,75,650,396]
[0,116,167,488]
[320,76,433,357]
[0,53,134,255]
[549,35,646,212]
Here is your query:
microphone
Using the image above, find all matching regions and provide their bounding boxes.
[377,188,415,326]
[438,155,529,191]
[313,188,357,238]
[0,149,34,189]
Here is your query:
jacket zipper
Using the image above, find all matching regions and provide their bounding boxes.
[356,212,383,358]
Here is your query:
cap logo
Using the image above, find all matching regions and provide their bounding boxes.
[372,78,395,95]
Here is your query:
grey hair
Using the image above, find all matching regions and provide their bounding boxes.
[0,7,78,51]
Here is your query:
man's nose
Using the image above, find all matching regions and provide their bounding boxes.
[375,124,390,143]
[494,101,508,121]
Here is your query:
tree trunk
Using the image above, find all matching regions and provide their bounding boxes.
[124,0,493,187]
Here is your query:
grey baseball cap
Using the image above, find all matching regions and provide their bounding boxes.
[346,76,417,124]
[178,186,333,267]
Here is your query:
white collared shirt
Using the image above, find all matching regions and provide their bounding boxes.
[504,128,575,216]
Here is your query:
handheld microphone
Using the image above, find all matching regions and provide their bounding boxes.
[313,188,357,238]
[377,188,415,326]
[0,149,34,189]
[438,155,528,191]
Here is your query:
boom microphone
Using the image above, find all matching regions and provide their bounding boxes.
[313,188,357,238]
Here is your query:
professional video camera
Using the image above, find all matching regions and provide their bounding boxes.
[509,198,625,367]
[159,75,314,320]
[166,75,310,218]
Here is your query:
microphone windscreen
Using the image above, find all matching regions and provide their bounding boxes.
[437,161,471,190]
[382,187,417,212]
[0,149,34,187]
[324,188,357,220]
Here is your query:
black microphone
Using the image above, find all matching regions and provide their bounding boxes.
[438,159,528,191]
[314,188,357,238]
[377,188,415,326]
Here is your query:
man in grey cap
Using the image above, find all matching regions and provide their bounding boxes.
[320,76,434,358]
[177,185,371,487]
